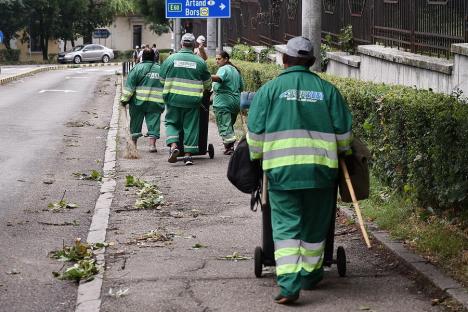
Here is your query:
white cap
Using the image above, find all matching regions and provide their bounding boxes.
[196,35,206,44]
[181,33,195,43]
[285,36,314,58]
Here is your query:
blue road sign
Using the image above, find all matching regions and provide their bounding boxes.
[166,0,230,18]
[93,29,111,39]
[0,31,4,44]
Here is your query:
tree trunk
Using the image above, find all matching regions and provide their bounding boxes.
[302,0,322,72]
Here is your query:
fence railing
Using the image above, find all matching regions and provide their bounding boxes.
[220,0,468,58]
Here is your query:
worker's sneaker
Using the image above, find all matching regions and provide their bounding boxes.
[149,146,157,153]
[183,156,193,166]
[274,293,299,305]
[168,147,180,163]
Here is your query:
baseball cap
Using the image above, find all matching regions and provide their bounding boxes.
[196,35,206,44]
[285,36,314,58]
[181,33,195,43]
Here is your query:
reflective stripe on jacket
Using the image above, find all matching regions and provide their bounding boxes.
[121,61,165,112]
[159,48,212,108]
[246,65,352,190]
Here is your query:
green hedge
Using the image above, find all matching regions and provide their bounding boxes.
[0,49,20,62]
[210,59,468,212]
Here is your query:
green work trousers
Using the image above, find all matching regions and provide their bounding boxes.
[269,187,334,297]
[213,107,237,144]
[165,105,199,154]
[129,104,162,139]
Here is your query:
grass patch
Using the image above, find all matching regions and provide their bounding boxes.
[359,176,468,286]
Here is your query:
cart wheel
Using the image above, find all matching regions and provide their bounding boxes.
[208,144,214,159]
[337,246,346,277]
[254,246,263,278]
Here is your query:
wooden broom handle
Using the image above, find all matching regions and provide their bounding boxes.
[340,158,372,248]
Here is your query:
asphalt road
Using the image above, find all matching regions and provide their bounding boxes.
[0,66,118,311]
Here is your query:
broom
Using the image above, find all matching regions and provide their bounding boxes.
[339,158,371,248]
[120,104,139,159]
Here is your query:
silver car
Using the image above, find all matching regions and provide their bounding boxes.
[58,44,114,64]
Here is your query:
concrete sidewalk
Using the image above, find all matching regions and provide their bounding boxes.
[78,90,467,311]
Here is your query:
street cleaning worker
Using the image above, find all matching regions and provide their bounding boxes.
[160,33,212,165]
[120,48,164,153]
[247,36,352,304]
[211,50,243,155]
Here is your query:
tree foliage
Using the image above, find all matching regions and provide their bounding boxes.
[0,0,29,49]
[133,0,170,34]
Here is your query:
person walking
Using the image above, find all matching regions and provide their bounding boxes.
[152,43,160,63]
[246,36,353,304]
[120,48,165,153]
[194,35,208,61]
[211,50,243,155]
[132,45,140,63]
[160,33,212,165]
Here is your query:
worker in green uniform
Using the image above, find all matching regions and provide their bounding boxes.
[120,48,164,152]
[247,36,353,304]
[160,33,212,165]
[211,50,243,155]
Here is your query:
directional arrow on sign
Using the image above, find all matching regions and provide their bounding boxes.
[39,89,78,93]
[219,3,226,10]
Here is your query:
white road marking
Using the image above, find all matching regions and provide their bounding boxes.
[66,76,89,79]
[39,89,78,93]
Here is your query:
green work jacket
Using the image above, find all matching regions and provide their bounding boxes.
[247,65,353,190]
[213,64,244,113]
[159,48,212,108]
[120,61,164,113]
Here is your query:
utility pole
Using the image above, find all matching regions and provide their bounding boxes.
[217,19,222,51]
[207,19,217,57]
[302,0,322,71]
[174,18,181,51]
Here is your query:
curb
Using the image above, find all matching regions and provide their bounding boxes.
[0,62,122,85]
[74,76,121,312]
[339,205,468,310]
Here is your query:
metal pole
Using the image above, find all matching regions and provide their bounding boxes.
[175,18,181,51]
[207,19,217,57]
[302,0,322,72]
[217,18,222,51]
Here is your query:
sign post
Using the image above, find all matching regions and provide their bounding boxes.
[166,0,231,19]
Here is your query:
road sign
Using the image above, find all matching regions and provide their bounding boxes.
[0,31,4,44]
[93,29,111,39]
[166,0,230,18]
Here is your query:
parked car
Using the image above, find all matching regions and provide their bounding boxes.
[58,44,114,64]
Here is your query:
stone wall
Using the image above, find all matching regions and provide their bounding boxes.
[320,44,468,96]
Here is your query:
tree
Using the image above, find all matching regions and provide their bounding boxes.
[0,0,29,49]
[56,0,89,51]
[76,0,135,44]
[133,0,170,34]
[23,0,61,60]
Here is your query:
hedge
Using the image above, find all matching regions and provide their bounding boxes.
[0,49,20,62]
[207,58,468,212]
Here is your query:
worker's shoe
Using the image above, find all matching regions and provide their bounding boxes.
[149,146,157,153]
[223,142,235,155]
[168,147,180,163]
[301,267,324,290]
[183,156,193,166]
[274,293,299,305]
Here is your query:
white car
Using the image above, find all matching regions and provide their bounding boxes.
[58,44,114,64]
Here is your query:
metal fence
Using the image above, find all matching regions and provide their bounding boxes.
[218,0,468,58]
